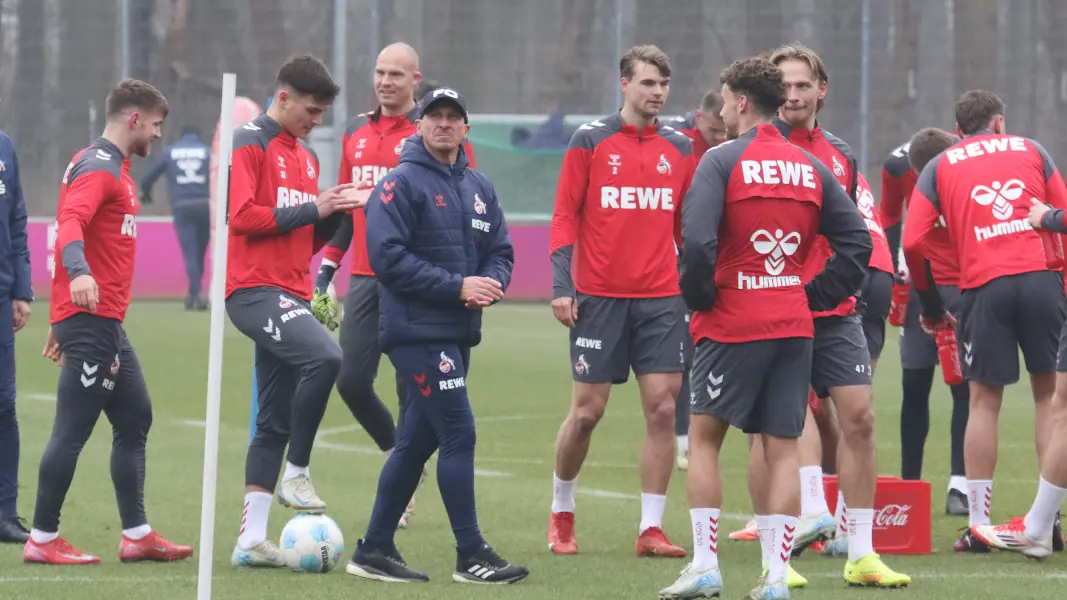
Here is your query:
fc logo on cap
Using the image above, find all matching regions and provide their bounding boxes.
[433,88,460,99]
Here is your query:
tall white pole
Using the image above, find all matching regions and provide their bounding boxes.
[196,72,237,600]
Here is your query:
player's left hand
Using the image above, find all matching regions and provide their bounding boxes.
[311,288,340,332]
[920,311,956,335]
[12,299,30,332]
[1029,197,1051,230]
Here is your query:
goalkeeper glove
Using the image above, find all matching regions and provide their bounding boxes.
[311,287,340,332]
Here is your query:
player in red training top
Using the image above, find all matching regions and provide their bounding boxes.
[225,55,361,568]
[25,80,192,566]
[547,44,695,558]
[854,173,894,373]
[667,88,727,472]
[658,56,872,600]
[885,129,972,518]
[970,176,1067,557]
[902,90,1067,553]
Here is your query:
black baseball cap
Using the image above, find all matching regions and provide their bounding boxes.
[419,87,468,123]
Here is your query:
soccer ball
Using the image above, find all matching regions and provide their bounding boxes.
[279,513,344,573]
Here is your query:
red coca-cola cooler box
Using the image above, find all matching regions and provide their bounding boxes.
[823,475,931,555]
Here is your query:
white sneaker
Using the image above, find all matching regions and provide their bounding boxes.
[971,521,1053,559]
[277,473,326,513]
[231,540,286,568]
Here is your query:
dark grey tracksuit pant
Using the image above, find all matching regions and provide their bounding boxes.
[337,275,405,451]
[33,313,152,532]
[226,287,341,491]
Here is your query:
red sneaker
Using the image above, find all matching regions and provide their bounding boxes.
[119,530,194,562]
[23,536,100,565]
[548,512,578,555]
[635,527,687,558]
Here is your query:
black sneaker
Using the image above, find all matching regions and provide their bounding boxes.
[345,539,429,583]
[1054,512,1064,552]
[453,544,529,585]
[0,517,29,544]
[945,489,968,516]
[953,527,990,553]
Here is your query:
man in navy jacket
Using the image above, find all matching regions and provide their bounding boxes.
[139,124,211,310]
[0,130,32,544]
[347,88,526,585]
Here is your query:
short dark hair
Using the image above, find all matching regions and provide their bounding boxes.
[620,44,671,79]
[955,90,1005,136]
[719,57,787,118]
[276,55,340,103]
[106,79,169,118]
[699,90,724,114]
[908,128,960,172]
[414,78,441,101]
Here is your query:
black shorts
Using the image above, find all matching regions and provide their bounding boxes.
[811,314,873,398]
[690,337,813,437]
[1057,321,1067,372]
[683,311,694,369]
[861,270,893,359]
[570,293,686,384]
[900,285,963,370]
[957,271,1067,386]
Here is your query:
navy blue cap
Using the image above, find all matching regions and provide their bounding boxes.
[419,87,468,123]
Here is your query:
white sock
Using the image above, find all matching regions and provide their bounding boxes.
[799,466,829,516]
[834,490,848,537]
[123,524,152,540]
[767,514,797,584]
[551,473,576,513]
[847,508,874,562]
[756,515,772,568]
[949,475,967,494]
[283,462,309,480]
[689,508,720,570]
[238,491,272,549]
[1024,476,1067,539]
[30,528,58,544]
[677,435,689,455]
[968,479,993,527]
[639,493,667,534]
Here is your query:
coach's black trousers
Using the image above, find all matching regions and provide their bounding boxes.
[33,314,152,532]
[226,287,341,491]
[337,275,403,451]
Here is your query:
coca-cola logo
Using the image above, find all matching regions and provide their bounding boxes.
[875,504,911,528]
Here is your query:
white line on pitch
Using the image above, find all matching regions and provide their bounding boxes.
[0,575,193,584]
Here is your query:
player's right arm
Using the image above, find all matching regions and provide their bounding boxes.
[1029,140,1067,233]
[228,135,320,236]
[807,157,873,312]
[548,128,593,327]
[678,151,727,312]
[879,166,906,274]
[901,160,948,318]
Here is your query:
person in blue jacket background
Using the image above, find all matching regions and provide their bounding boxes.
[139,124,211,310]
[0,130,33,544]
[346,87,527,585]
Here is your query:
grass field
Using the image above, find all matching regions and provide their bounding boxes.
[1,301,1065,599]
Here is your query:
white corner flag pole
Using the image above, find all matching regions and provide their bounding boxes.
[197,72,237,600]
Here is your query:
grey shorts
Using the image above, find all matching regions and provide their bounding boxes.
[861,270,893,360]
[957,271,1067,386]
[811,314,872,399]
[1058,321,1067,372]
[900,284,963,370]
[683,311,694,369]
[570,293,687,384]
[690,337,813,437]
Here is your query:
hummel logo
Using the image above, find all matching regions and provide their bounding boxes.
[963,342,973,366]
[706,371,723,400]
[81,362,98,387]
[262,318,282,342]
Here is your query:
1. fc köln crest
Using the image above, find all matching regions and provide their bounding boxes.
[439,352,456,374]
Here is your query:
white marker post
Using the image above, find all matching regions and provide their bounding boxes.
[196,72,236,600]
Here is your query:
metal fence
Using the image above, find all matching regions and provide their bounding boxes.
[4,0,1065,217]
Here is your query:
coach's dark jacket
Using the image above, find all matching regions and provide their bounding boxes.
[365,134,514,352]
[0,131,32,303]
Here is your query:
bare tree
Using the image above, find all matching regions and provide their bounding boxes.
[0,0,19,123]
[876,0,919,160]
[953,0,998,98]
[537,0,597,112]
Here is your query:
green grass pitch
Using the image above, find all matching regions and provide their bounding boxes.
[1,301,1065,599]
